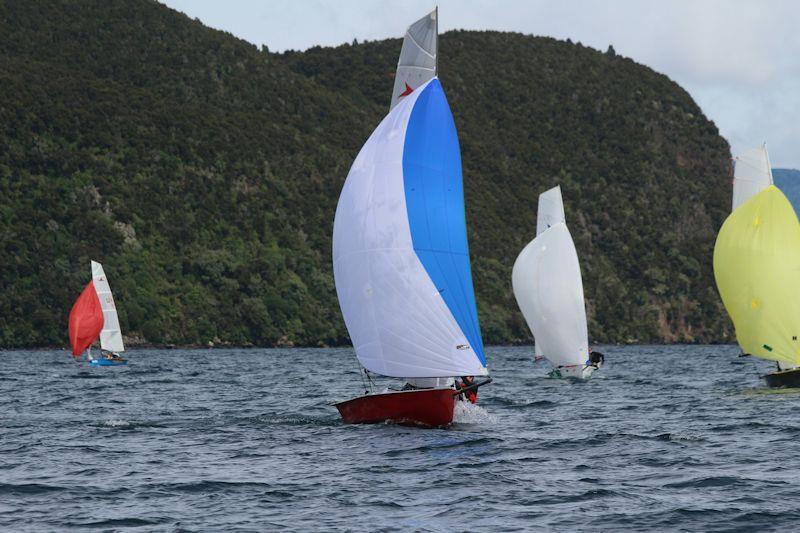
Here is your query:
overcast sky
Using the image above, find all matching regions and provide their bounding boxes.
[162,0,799,169]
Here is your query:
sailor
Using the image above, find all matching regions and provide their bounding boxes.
[588,348,605,368]
[456,376,478,404]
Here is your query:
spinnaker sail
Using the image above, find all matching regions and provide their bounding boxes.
[714,185,800,365]
[68,281,104,356]
[390,8,437,111]
[513,187,589,368]
[732,144,773,211]
[333,77,486,378]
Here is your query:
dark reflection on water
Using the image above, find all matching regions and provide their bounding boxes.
[2,345,799,531]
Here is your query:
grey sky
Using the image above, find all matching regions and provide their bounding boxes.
[162,0,799,169]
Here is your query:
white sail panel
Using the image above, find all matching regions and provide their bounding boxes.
[91,260,125,353]
[334,78,486,378]
[732,144,773,211]
[536,185,566,236]
[390,8,437,111]
[512,223,588,367]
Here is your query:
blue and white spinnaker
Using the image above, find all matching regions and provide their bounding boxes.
[333,77,486,378]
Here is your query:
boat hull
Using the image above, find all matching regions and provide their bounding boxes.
[89,359,128,366]
[549,364,597,380]
[335,388,456,428]
[764,368,800,388]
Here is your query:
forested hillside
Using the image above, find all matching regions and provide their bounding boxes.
[0,0,732,348]
[774,169,800,217]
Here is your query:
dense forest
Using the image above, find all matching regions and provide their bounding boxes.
[0,0,735,348]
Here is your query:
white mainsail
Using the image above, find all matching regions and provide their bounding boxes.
[91,261,125,353]
[732,143,773,210]
[536,185,566,236]
[333,77,486,379]
[531,186,566,357]
[513,189,588,368]
[390,8,437,111]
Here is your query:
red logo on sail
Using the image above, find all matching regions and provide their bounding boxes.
[399,82,414,98]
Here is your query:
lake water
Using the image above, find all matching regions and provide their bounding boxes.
[2,345,800,531]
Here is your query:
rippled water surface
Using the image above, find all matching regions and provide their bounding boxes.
[3,345,800,531]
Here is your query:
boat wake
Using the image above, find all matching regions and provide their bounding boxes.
[453,401,497,425]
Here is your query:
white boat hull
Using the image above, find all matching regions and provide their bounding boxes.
[549,364,597,380]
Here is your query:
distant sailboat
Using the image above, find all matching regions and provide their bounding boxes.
[512,186,602,379]
[389,8,437,111]
[332,69,490,425]
[716,144,800,387]
[68,261,127,366]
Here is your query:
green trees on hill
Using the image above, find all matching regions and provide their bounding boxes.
[0,1,731,348]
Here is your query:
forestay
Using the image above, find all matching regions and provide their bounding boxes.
[714,185,800,365]
[91,261,125,353]
[390,9,437,111]
[732,144,773,211]
[513,221,589,368]
[333,77,486,378]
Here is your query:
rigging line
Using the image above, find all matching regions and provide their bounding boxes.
[352,353,368,394]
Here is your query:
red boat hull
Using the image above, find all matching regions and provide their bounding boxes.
[335,388,456,428]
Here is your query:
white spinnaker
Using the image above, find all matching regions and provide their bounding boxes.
[390,8,437,111]
[333,78,486,378]
[512,223,588,367]
[536,185,566,236]
[732,144,773,211]
[91,261,125,353]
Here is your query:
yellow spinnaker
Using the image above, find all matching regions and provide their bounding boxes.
[714,185,800,364]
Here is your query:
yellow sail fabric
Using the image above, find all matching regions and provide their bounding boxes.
[714,185,800,364]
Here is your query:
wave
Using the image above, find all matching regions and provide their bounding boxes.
[0,482,69,495]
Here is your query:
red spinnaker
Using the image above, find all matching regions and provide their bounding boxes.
[68,281,104,356]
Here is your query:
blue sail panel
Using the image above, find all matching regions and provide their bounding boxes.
[402,79,486,366]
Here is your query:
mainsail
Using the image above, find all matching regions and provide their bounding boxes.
[333,77,486,378]
[536,185,566,236]
[390,8,437,111]
[714,185,800,365]
[732,144,773,211]
[513,188,588,367]
[91,261,125,353]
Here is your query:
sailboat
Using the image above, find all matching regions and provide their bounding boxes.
[715,144,800,387]
[332,14,489,428]
[512,186,602,379]
[68,261,128,366]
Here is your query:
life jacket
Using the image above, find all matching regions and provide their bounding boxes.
[460,376,478,404]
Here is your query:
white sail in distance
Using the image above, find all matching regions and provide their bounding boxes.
[91,261,125,353]
[536,185,566,236]
[390,8,437,111]
[732,143,773,211]
[513,188,588,368]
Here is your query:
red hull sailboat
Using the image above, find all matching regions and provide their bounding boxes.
[336,388,457,428]
[331,10,490,428]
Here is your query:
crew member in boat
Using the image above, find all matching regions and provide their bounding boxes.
[103,351,124,361]
[588,347,605,368]
[456,376,478,403]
